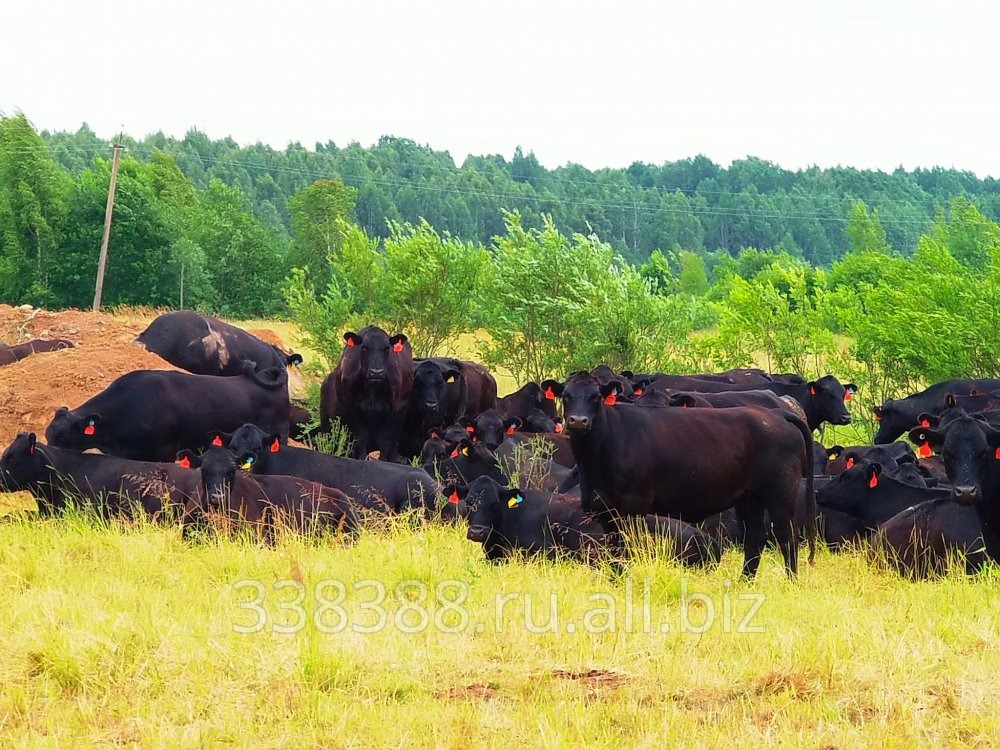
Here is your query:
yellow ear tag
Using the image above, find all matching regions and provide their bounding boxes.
[446,375,456,383]
[460,445,469,456]
[508,494,524,509]
[241,457,255,471]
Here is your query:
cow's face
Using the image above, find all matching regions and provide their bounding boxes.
[45,407,101,448]
[465,477,524,543]
[412,361,459,416]
[542,374,618,435]
[0,433,43,491]
[225,423,269,459]
[873,399,906,443]
[344,328,408,382]
[198,448,240,510]
[472,410,519,450]
[816,460,883,515]
[807,375,854,427]
[911,415,1000,506]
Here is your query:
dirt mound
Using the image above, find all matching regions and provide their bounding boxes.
[0,306,300,448]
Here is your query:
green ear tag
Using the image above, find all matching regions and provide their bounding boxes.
[508,493,524,509]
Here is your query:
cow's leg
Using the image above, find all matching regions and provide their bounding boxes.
[735,499,767,578]
[352,422,371,460]
[767,494,798,578]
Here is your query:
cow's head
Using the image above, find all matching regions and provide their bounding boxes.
[909,413,1000,506]
[344,327,409,382]
[45,407,101,448]
[540,373,619,435]
[412,360,461,416]
[181,447,240,510]
[872,398,907,444]
[468,409,519,450]
[816,460,883,516]
[0,433,44,491]
[805,375,854,427]
[464,475,525,544]
[223,423,280,465]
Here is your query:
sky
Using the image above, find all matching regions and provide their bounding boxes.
[3,0,998,176]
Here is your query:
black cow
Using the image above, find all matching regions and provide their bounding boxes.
[823,441,914,475]
[0,433,198,518]
[459,360,498,416]
[136,311,302,375]
[220,424,440,516]
[461,409,520,451]
[875,499,988,578]
[44,363,290,462]
[321,326,414,462]
[907,412,1000,560]
[667,389,790,412]
[0,339,75,366]
[498,382,558,421]
[542,373,815,578]
[590,365,635,399]
[816,460,950,529]
[178,447,359,542]
[400,359,465,458]
[873,379,1000,444]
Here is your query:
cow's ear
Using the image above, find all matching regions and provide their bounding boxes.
[503,417,522,436]
[390,334,408,354]
[343,331,361,348]
[27,433,37,455]
[807,381,817,397]
[827,445,844,460]
[540,379,564,400]
[288,353,304,367]
[908,426,942,457]
[844,383,857,401]
[458,416,476,433]
[873,405,883,421]
[620,370,634,381]
[866,462,882,489]
[443,484,466,505]
[206,430,229,448]
[633,378,651,397]
[82,414,101,435]
[988,431,1000,460]
[670,394,698,409]
[600,382,620,405]
[450,438,474,459]
[443,368,461,384]
[427,427,441,440]
[916,413,939,430]
[501,488,526,510]
[176,449,201,469]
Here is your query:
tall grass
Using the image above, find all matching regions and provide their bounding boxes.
[1,510,999,747]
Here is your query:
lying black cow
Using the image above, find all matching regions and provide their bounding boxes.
[542,373,815,578]
[136,311,302,375]
[458,476,719,567]
[0,433,198,517]
[220,424,440,516]
[873,378,1000,444]
[822,441,915,475]
[498,382,558,421]
[320,327,414,462]
[178,447,359,542]
[0,338,75,366]
[875,499,987,578]
[400,358,465,458]
[816,460,950,529]
[44,362,290,462]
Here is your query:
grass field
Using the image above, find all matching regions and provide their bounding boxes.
[1,511,999,748]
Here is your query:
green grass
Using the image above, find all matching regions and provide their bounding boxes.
[1,513,999,747]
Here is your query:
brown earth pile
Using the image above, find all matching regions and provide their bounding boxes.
[0,305,297,447]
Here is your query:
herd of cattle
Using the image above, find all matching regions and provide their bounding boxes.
[2,310,1000,579]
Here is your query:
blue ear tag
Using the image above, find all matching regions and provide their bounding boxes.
[507,493,524,509]
[241,456,255,471]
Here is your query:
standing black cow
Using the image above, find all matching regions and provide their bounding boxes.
[321,327,414,462]
[44,362,290,462]
[136,311,302,375]
[400,359,465,458]
[542,373,815,578]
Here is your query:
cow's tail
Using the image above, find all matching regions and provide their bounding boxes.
[242,359,289,390]
[782,411,816,565]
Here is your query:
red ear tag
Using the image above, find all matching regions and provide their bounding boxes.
[921,419,930,428]
[554,423,563,434]
[84,423,96,436]
[809,386,816,396]
[270,437,280,453]
[212,435,223,447]
[845,457,855,469]
[995,447,1000,460]
[604,393,617,406]
[450,448,460,459]
[177,456,191,469]
[919,443,932,458]
[844,392,852,402]
[875,412,882,421]
[346,338,356,347]
[448,490,460,505]
[472,436,478,443]
[544,387,555,400]
[868,473,879,489]
[634,388,643,397]
[392,341,403,353]
[28,443,35,455]
[506,425,515,435]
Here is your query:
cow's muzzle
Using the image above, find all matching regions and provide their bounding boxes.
[467,524,490,543]
[953,485,980,506]
[565,415,591,433]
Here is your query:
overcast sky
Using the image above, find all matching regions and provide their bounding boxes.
[3,1,997,176]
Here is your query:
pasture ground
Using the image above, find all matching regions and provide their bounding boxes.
[0,513,998,747]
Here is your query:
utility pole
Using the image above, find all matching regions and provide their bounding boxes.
[92,136,123,312]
